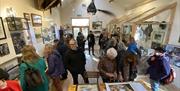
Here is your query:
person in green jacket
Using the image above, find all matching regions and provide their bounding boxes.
[19,45,49,91]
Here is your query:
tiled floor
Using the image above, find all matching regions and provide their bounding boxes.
[60,43,180,91]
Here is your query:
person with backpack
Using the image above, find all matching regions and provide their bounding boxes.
[44,44,65,91]
[0,68,22,91]
[147,47,171,91]
[19,45,49,91]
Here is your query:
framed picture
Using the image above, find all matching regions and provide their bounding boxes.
[92,21,102,30]
[0,17,6,40]
[6,17,29,31]
[151,42,161,49]
[23,13,30,21]
[153,31,165,43]
[11,31,26,54]
[0,43,10,57]
[31,13,42,26]
[77,84,99,91]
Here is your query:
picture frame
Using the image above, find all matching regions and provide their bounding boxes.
[77,84,99,91]
[6,17,29,31]
[31,13,42,26]
[92,21,102,30]
[23,13,30,21]
[152,31,165,43]
[0,43,10,57]
[0,17,6,40]
[10,31,26,54]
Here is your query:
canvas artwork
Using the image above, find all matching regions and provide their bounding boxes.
[31,13,42,26]
[153,31,165,43]
[34,28,43,43]
[11,31,26,54]
[77,84,99,91]
[0,43,10,57]
[23,13,30,21]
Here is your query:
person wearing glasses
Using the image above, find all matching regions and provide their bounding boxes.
[64,39,89,84]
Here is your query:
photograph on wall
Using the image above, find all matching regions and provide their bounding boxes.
[92,21,102,30]
[153,31,165,43]
[23,13,30,21]
[6,17,29,31]
[0,17,6,40]
[77,84,99,91]
[31,13,42,26]
[151,42,161,49]
[11,31,26,54]
[0,43,10,57]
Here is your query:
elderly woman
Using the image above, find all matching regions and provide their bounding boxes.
[19,45,49,91]
[98,48,118,83]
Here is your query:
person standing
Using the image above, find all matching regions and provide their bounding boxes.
[44,44,65,91]
[76,32,85,52]
[19,45,49,91]
[87,31,95,55]
[64,39,89,84]
[147,47,171,91]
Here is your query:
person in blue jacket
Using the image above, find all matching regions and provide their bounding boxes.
[44,44,65,91]
[147,47,171,91]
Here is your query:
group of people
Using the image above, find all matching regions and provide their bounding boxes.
[0,29,173,91]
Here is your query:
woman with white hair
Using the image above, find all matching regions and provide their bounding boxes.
[98,47,118,82]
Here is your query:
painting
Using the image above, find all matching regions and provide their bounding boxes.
[11,31,26,54]
[34,28,43,43]
[92,21,102,30]
[23,13,30,21]
[31,13,42,26]
[0,17,6,40]
[153,31,165,43]
[77,84,99,91]
[0,43,10,57]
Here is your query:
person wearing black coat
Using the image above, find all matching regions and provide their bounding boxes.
[64,39,89,84]
[87,31,95,55]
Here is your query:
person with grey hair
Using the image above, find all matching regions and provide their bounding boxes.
[98,47,118,82]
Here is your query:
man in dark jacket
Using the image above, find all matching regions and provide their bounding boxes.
[87,31,95,55]
[76,32,85,52]
[147,47,171,91]
[64,39,89,84]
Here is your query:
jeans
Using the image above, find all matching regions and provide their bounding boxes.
[150,79,160,91]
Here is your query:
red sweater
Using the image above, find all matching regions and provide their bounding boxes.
[0,80,22,91]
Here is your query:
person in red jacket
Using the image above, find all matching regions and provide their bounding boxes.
[0,68,22,91]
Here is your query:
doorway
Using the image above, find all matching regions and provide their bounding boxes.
[72,18,90,39]
[72,27,89,39]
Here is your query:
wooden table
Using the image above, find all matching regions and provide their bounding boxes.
[68,80,151,91]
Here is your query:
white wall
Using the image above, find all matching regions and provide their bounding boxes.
[0,0,61,65]
[60,0,125,29]
[169,0,180,46]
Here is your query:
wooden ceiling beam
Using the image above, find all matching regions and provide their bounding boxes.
[125,0,157,11]
[134,2,177,24]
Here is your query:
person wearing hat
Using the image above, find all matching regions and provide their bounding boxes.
[98,47,118,82]
[0,68,22,91]
[146,47,171,91]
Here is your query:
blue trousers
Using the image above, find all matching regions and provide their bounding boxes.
[150,79,160,91]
